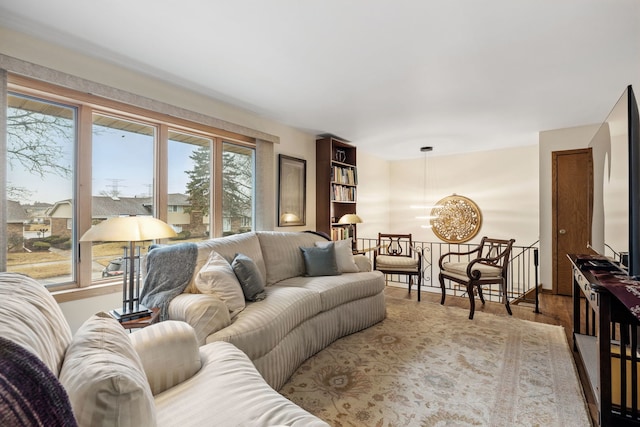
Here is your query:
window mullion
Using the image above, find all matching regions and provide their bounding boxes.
[77,105,93,287]
[156,124,169,222]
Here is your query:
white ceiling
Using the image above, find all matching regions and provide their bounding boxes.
[1,0,639,160]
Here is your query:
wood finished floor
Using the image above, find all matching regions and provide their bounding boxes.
[383,285,597,426]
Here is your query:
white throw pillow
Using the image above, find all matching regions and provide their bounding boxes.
[59,312,156,427]
[316,239,359,273]
[195,250,246,317]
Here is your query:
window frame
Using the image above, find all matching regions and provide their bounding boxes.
[5,75,257,293]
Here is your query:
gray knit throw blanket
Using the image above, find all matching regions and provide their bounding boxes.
[0,337,77,426]
[140,242,198,321]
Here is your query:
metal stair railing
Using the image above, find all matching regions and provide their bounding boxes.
[357,238,540,309]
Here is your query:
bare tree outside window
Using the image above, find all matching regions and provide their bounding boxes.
[5,94,76,284]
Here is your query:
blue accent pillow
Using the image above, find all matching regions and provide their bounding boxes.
[231,253,267,301]
[300,243,340,277]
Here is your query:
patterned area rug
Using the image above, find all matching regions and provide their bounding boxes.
[280,298,590,427]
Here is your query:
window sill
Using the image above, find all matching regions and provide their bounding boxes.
[52,282,121,303]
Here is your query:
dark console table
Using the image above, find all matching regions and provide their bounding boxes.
[569,254,640,426]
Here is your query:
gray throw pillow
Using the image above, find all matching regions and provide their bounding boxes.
[300,243,340,277]
[231,253,267,301]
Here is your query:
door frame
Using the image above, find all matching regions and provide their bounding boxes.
[551,148,593,295]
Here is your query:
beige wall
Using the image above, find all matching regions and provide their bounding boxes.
[539,124,600,290]
[357,145,540,246]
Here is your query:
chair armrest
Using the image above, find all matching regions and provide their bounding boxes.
[129,320,201,395]
[464,257,507,280]
[168,293,232,345]
[438,246,481,269]
[409,244,424,269]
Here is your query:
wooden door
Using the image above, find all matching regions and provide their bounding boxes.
[552,148,593,296]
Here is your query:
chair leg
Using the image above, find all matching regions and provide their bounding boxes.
[439,275,446,305]
[502,281,513,316]
[417,273,421,302]
[408,277,412,295]
[467,283,475,319]
[477,285,486,305]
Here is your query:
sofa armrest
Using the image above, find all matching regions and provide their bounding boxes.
[168,293,232,345]
[129,320,201,395]
[354,254,372,272]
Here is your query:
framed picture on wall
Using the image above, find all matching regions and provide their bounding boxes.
[278,154,306,226]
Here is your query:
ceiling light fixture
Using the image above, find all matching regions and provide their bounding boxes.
[413,146,440,228]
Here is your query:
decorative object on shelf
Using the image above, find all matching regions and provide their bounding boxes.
[338,214,362,245]
[430,194,482,243]
[335,149,346,163]
[278,154,306,226]
[79,215,177,322]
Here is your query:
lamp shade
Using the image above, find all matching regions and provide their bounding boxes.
[80,216,177,242]
[280,212,301,223]
[338,214,363,225]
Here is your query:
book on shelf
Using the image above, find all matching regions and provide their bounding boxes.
[330,226,350,241]
[330,165,358,185]
[331,185,357,202]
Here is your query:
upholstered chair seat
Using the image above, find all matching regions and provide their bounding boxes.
[376,255,419,271]
[438,237,515,319]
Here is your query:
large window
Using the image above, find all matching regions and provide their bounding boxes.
[168,130,212,239]
[222,142,255,235]
[90,114,156,281]
[6,93,76,285]
[3,80,256,289]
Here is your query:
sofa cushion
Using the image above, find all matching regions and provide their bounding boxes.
[232,253,267,301]
[316,238,359,273]
[154,341,328,427]
[195,250,245,317]
[276,271,385,312]
[59,312,156,427]
[206,286,322,360]
[354,254,372,272]
[300,244,340,277]
[168,293,231,345]
[0,273,72,377]
[186,232,266,293]
[129,320,202,396]
[257,231,326,285]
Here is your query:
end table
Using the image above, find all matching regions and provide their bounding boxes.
[118,307,160,330]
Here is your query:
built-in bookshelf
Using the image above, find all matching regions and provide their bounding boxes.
[316,135,358,241]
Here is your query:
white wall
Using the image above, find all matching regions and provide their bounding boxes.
[353,150,391,240]
[59,292,123,334]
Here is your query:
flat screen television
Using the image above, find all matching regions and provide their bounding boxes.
[589,85,640,277]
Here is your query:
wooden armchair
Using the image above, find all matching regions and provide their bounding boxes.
[373,233,423,300]
[438,236,515,319]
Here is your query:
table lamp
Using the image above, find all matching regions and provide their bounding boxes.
[80,216,177,322]
[338,214,363,250]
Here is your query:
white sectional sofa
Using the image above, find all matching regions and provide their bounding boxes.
[146,231,387,390]
[0,272,329,427]
[0,232,386,426]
